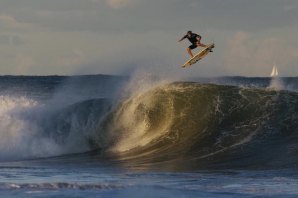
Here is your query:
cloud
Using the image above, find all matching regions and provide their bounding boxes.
[56,49,85,67]
[224,31,298,76]
[15,54,36,74]
[0,35,24,46]
[283,3,298,12]
[105,0,135,9]
[0,0,297,76]
[0,14,32,30]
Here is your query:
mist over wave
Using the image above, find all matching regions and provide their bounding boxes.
[0,75,122,161]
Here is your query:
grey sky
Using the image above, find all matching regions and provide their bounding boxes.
[0,0,297,76]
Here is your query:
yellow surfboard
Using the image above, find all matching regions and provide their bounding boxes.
[182,43,214,68]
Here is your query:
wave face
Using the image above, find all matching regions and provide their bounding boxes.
[100,82,298,169]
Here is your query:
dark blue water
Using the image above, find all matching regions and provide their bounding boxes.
[0,74,298,197]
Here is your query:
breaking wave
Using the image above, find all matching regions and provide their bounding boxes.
[97,82,298,169]
[1,76,298,169]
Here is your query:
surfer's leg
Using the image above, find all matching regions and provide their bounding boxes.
[198,42,213,52]
[188,44,197,57]
[187,48,194,57]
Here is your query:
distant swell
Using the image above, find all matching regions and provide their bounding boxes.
[98,82,298,169]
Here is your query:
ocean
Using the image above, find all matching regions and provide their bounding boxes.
[0,74,298,197]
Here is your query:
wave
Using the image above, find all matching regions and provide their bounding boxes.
[0,95,111,161]
[97,82,298,169]
[0,75,122,161]
[1,77,298,170]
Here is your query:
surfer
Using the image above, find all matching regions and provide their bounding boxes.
[178,30,211,57]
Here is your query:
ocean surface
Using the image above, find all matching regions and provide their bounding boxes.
[0,74,298,197]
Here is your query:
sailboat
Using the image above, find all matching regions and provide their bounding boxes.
[270,64,278,77]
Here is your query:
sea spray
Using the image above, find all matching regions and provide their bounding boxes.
[0,96,111,161]
[268,77,284,90]
[0,95,65,160]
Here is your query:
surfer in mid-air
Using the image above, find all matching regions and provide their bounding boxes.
[178,30,211,57]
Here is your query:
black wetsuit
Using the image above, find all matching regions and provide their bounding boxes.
[183,33,201,49]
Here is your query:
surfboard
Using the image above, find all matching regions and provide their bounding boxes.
[182,43,215,68]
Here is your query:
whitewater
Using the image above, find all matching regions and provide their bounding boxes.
[0,74,298,197]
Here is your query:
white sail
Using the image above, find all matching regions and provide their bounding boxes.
[270,65,278,77]
[275,67,278,76]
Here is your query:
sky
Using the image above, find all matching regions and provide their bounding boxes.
[0,0,298,77]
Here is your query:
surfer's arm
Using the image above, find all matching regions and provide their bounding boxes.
[178,35,187,42]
